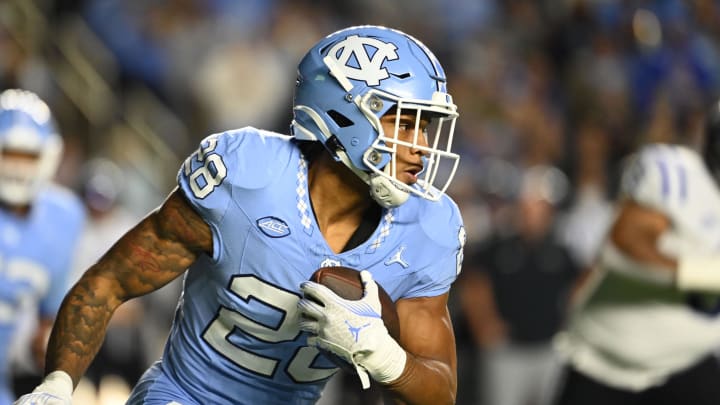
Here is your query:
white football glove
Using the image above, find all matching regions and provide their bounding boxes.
[298,270,406,389]
[14,371,73,405]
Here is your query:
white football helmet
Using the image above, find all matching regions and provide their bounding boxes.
[0,89,63,206]
[291,25,459,208]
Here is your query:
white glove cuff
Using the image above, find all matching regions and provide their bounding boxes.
[677,257,720,292]
[363,338,407,384]
[35,370,74,399]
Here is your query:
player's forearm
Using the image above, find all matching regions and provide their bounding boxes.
[43,196,207,385]
[601,241,676,284]
[44,272,120,386]
[384,354,456,405]
[609,199,677,275]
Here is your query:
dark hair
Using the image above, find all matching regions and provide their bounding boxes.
[292,138,327,163]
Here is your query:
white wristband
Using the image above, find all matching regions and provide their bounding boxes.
[360,338,407,385]
[35,370,74,398]
[677,257,720,292]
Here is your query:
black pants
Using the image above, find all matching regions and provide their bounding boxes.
[553,354,720,405]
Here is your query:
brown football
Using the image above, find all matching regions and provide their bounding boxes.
[309,266,401,370]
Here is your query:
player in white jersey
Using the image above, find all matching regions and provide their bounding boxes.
[0,89,85,405]
[16,25,465,405]
[552,102,720,405]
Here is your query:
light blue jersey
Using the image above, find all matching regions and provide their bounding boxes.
[0,186,85,405]
[127,127,465,405]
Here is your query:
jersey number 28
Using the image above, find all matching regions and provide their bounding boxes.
[202,275,337,383]
[183,135,228,199]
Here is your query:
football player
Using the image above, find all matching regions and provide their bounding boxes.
[552,101,720,405]
[0,89,85,405]
[16,26,465,405]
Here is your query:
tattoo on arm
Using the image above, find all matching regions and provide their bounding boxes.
[45,189,212,384]
[133,245,162,273]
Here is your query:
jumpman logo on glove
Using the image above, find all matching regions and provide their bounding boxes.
[345,320,370,342]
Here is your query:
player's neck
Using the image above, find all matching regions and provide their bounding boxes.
[307,153,378,251]
[308,154,374,219]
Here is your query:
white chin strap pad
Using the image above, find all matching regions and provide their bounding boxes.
[368,174,409,208]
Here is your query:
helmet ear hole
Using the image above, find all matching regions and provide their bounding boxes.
[327,110,354,128]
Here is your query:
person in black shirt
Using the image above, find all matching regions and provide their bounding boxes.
[461,165,581,405]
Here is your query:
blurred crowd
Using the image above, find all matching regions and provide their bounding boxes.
[2,0,720,404]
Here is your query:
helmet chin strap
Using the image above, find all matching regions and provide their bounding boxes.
[335,150,410,208]
[367,171,410,208]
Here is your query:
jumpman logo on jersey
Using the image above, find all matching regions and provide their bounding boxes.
[385,246,410,268]
[345,320,371,342]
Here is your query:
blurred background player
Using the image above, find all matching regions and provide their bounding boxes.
[16,25,465,405]
[0,89,85,404]
[552,100,720,405]
[460,165,581,405]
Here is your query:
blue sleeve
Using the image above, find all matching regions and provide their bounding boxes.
[177,131,236,262]
[403,254,458,298]
[404,196,465,298]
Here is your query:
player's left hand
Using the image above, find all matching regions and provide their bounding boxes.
[298,270,406,389]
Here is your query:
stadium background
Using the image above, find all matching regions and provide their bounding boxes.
[2,0,720,404]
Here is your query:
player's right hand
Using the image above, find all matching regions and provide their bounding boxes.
[14,371,73,405]
[298,270,406,389]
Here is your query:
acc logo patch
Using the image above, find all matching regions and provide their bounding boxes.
[257,216,291,238]
[319,257,342,268]
[326,34,399,86]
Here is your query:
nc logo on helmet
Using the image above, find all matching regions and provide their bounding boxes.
[326,35,399,86]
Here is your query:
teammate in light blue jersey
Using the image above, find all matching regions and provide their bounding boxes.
[17,25,465,405]
[0,89,85,405]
